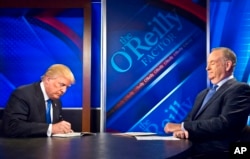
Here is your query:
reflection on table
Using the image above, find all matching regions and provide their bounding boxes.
[0,133,192,159]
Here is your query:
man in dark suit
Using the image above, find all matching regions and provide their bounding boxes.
[3,64,75,137]
[164,47,250,158]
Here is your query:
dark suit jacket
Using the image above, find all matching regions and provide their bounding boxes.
[2,82,63,137]
[184,78,250,154]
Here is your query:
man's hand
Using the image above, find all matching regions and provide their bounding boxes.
[164,123,182,133]
[52,120,73,134]
[173,130,189,139]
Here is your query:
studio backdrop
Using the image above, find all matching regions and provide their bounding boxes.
[105,0,207,134]
[0,8,84,108]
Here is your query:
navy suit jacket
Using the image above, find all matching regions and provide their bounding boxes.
[3,82,63,137]
[184,78,250,153]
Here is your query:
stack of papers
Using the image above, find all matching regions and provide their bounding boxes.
[112,132,180,140]
[135,136,180,140]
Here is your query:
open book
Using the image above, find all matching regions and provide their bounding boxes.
[52,132,96,138]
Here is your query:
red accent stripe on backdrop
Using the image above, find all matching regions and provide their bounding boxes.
[107,35,196,118]
[162,0,206,22]
[35,9,83,51]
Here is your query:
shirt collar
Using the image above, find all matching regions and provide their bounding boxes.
[216,75,234,88]
[40,82,49,101]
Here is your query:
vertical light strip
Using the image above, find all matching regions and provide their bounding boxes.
[206,0,210,87]
[100,0,107,132]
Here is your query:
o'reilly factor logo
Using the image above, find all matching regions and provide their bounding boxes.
[230,142,250,159]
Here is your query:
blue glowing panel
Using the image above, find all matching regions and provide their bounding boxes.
[210,0,250,125]
[0,9,83,108]
[210,0,250,84]
[106,0,207,134]
[91,2,102,108]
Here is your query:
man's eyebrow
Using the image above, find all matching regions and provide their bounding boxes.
[208,60,215,63]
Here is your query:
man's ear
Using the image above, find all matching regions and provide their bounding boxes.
[225,60,233,71]
[44,76,51,83]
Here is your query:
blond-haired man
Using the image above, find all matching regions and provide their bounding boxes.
[3,64,75,137]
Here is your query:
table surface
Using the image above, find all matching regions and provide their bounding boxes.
[0,133,192,159]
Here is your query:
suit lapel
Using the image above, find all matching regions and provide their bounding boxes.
[195,94,218,119]
[34,82,62,123]
[34,82,47,122]
[52,100,59,123]
[194,78,237,119]
[192,89,209,118]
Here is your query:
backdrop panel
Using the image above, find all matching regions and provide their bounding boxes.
[210,0,250,84]
[0,8,83,108]
[210,0,250,125]
[106,0,207,134]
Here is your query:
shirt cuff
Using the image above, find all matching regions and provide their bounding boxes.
[47,124,52,137]
[181,122,186,131]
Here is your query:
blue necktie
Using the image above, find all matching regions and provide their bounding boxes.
[196,85,218,116]
[46,99,52,124]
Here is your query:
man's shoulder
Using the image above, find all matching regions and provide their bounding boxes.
[223,80,250,94]
[221,78,248,88]
[14,82,41,95]
[17,82,40,90]
[228,80,249,88]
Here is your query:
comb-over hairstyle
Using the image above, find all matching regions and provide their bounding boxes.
[41,64,75,84]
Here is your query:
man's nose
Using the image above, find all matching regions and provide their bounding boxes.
[60,86,67,93]
[206,64,210,71]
